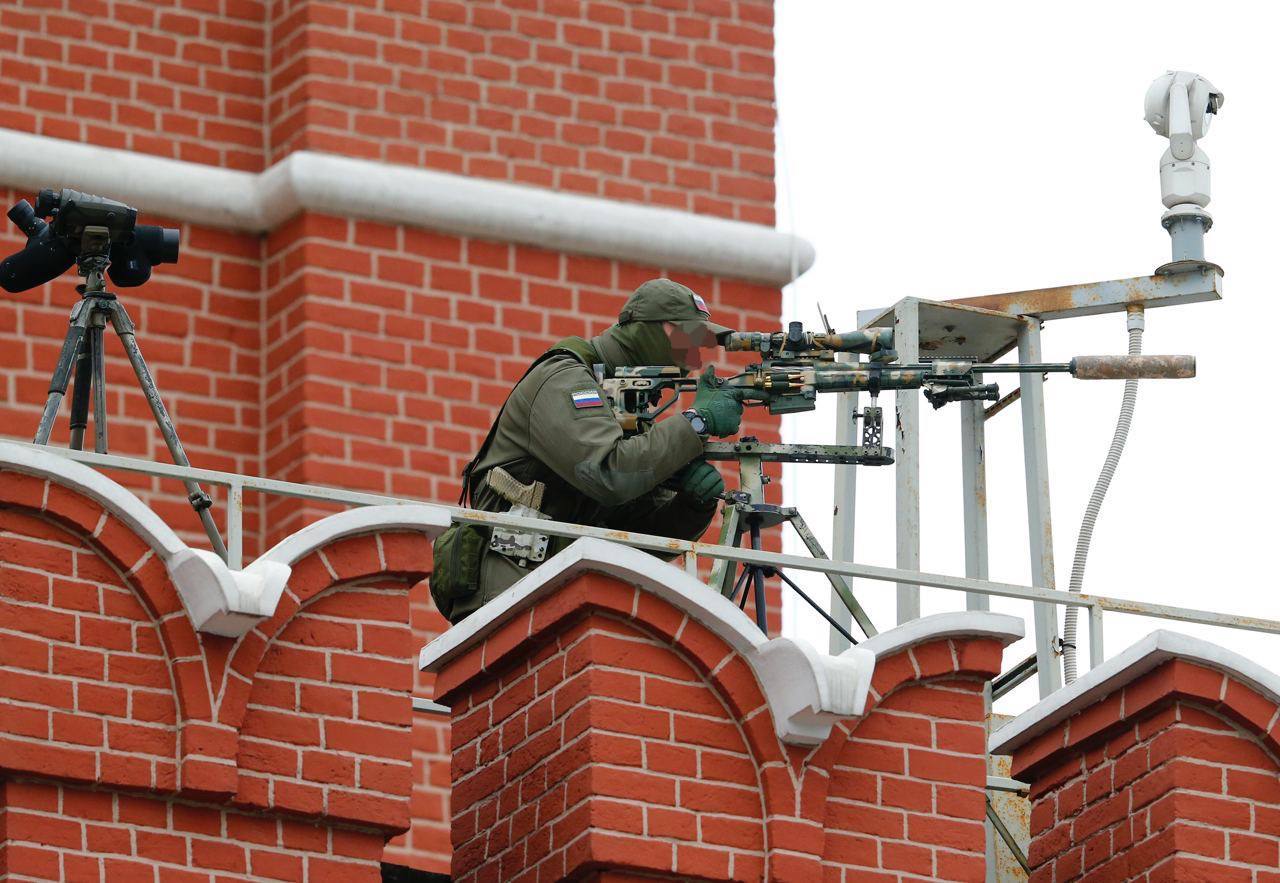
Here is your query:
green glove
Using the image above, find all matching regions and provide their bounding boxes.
[691,366,744,438]
[672,459,724,506]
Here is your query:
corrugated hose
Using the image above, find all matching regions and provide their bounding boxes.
[1062,306,1144,684]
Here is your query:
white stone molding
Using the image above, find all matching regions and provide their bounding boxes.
[0,440,290,637]
[989,629,1280,756]
[0,127,815,286]
[855,611,1026,662]
[418,537,875,747]
[251,504,451,569]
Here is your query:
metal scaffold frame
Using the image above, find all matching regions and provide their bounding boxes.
[833,265,1223,699]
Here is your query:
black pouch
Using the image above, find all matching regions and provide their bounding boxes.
[430,524,488,619]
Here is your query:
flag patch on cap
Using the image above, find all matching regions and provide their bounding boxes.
[691,293,710,315]
[571,389,603,409]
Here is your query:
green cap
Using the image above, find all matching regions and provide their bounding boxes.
[617,278,734,344]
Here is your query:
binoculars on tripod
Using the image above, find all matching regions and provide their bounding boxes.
[0,188,179,293]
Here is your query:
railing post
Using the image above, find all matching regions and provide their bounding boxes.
[961,378,990,610]
[894,298,922,624]
[1088,604,1105,669]
[226,480,244,569]
[830,352,859,653]
[1018,318,1063,698]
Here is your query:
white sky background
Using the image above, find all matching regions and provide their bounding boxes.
[774,1,1278,714]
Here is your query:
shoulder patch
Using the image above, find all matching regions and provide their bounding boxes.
[571,389,604,409]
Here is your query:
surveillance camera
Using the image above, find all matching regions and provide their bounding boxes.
[1144,71,1224,155]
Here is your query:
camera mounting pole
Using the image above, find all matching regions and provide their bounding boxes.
[32,226,228,560]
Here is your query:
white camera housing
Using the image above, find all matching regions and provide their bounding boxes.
[1158,145,1210,209]
[1144,71,1223,211]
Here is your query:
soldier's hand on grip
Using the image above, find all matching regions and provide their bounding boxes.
[673,459,724,506]
[692,366,744,437]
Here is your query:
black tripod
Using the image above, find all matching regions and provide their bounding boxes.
[33,228,227,558]
[721,501,860,646]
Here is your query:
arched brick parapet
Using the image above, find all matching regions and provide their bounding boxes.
[1,444,454,879]
[222,508,441,830]
[992,630,1280,881]
[219,505,446,734]
[421,538,1022,882]
[0,441,291,639]
[806,615,1019,881]
[1,462,192,795]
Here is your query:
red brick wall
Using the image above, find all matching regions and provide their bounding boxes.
[2,778,388,882]
[267,0,776,223]
[384,579,453,872]
[2,0,776,221]
[0,467,429,879]
[822,640,998,880]
[1,1,786,877]
[1012,659,1280,882]
[0,0,267,170]
[432,571,1007,881]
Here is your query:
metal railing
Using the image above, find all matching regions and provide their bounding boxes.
[14,442,1280,677]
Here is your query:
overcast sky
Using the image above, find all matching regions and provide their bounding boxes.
[774,1,1278,712]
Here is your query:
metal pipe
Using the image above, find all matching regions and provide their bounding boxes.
[1064,307,1143,684]
[1166,216,1207,262]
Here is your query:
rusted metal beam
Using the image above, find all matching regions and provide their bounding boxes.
[946,266,1222,320]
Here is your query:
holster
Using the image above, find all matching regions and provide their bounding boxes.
[485,466,552,566]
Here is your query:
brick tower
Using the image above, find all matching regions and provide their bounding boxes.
[0,1,804,875]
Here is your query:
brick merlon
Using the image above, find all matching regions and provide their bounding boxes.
[990,629,1280,758]
[419,538,1024,746]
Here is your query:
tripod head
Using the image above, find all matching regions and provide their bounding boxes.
[0,188,180,294]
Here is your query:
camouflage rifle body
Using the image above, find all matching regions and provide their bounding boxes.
[600,353,1195,427]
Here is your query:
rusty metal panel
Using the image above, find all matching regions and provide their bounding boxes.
[989,713,1030,882]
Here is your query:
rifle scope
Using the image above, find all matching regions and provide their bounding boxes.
[722,322,895,358]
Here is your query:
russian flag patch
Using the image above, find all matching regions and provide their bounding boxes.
[571,389,604,409]
[691,293,710,315]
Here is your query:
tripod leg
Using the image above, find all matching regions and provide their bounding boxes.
[67,331,92,451]
[731,564,751,608]
[34,306,92,445]
[773,569,858,647]
[748,520,768,634]
[107,302,228,560]
[788,511,878,638]
[710,504,743,597]
[90,323,108,453]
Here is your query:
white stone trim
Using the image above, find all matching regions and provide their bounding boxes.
[854,611,1025,662]
[0,440,290,638]
[251,504,451,568]
[989,629,1280,756]
[418,537,875,746]
[0,127,814,286]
